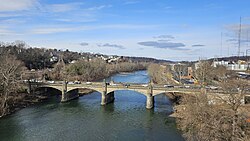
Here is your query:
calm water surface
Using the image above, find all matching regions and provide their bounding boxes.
[0,71,184,141]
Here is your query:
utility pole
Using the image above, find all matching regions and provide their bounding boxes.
[221,32,223,57]
[238,17,242,57]
[246,49,250,57]
[247,30,249,50]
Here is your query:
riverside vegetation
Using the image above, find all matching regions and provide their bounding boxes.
[50,58,147,81]
[147,63,250,141]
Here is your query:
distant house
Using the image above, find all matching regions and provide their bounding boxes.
[70,60,77,64]
[50,56,58,62]
[212,60,230,67]
[212,60,249,71]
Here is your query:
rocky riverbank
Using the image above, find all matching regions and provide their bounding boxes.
[0,93,48,118]
[0,88,96,118]
[165,92,194,118]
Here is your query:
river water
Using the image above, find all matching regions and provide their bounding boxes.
[0,71,184,141]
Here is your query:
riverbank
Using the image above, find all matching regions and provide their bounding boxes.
[0,88,96,118]
[165,92,194,118]
[167,92,250,141]
[167,92,250,119]
[0,93,48,118]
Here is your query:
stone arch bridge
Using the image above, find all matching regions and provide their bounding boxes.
[29,81,250,109]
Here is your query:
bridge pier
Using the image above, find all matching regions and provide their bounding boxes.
[101,79,107,105]
[61,80,67,102]
[101,91,106,105]
[107,92,115,103]
[146,94,154,109]
[102,91,115,105]
[60,81,79,102]
[101,79,114,105]
[146,82,154,109]
[27,80,32,94]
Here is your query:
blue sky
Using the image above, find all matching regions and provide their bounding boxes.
[0,0,250,61]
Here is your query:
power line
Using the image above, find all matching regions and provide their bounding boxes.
[247,30,249,48]
[238,17,242,57]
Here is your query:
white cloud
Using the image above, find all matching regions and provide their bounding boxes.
[30,27,77,34]
[86,5,112,11]
[0,29,13,35]
[0,13,23,17]
[0,18,26,24]
[47,2,84,13]
[0,0,38,12]
[55,18,96,23]
[0,26,20,36]
[124,0,140,5]
[98,24,158,29]
[153,35,175,39]
[28,24,158,34]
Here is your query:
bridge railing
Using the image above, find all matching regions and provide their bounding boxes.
[28,81,250,95]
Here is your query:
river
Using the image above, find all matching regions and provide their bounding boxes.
[0,71,184,141]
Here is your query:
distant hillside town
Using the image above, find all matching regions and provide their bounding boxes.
[0,41,168,70]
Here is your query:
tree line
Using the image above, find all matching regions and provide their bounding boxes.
[48,59,148,81]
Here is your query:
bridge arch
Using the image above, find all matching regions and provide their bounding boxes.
[66,87,103,94]
[104,89,148,107]
[106,89,148,97]
[36,86,62,93]
[34,86,64,101]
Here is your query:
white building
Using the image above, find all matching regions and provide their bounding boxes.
[213,60,249,71]
[50,56,58,62]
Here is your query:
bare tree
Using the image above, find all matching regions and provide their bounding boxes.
[218,78,250,140]
[194,60,214,86]
[147,63,167,84]
[177,78,250,141]
[213,65,227,82]
[173,64,187,84]
[0,54,24,116]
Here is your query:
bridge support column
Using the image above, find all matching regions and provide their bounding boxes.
[61,80,67,102]
[106,92,115,104]
[146,94,154,109]
[101,79,108,105]
[146,82,154,109]
[101,91,106,105]
[101,92,115,105]
[27,80,31,94]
